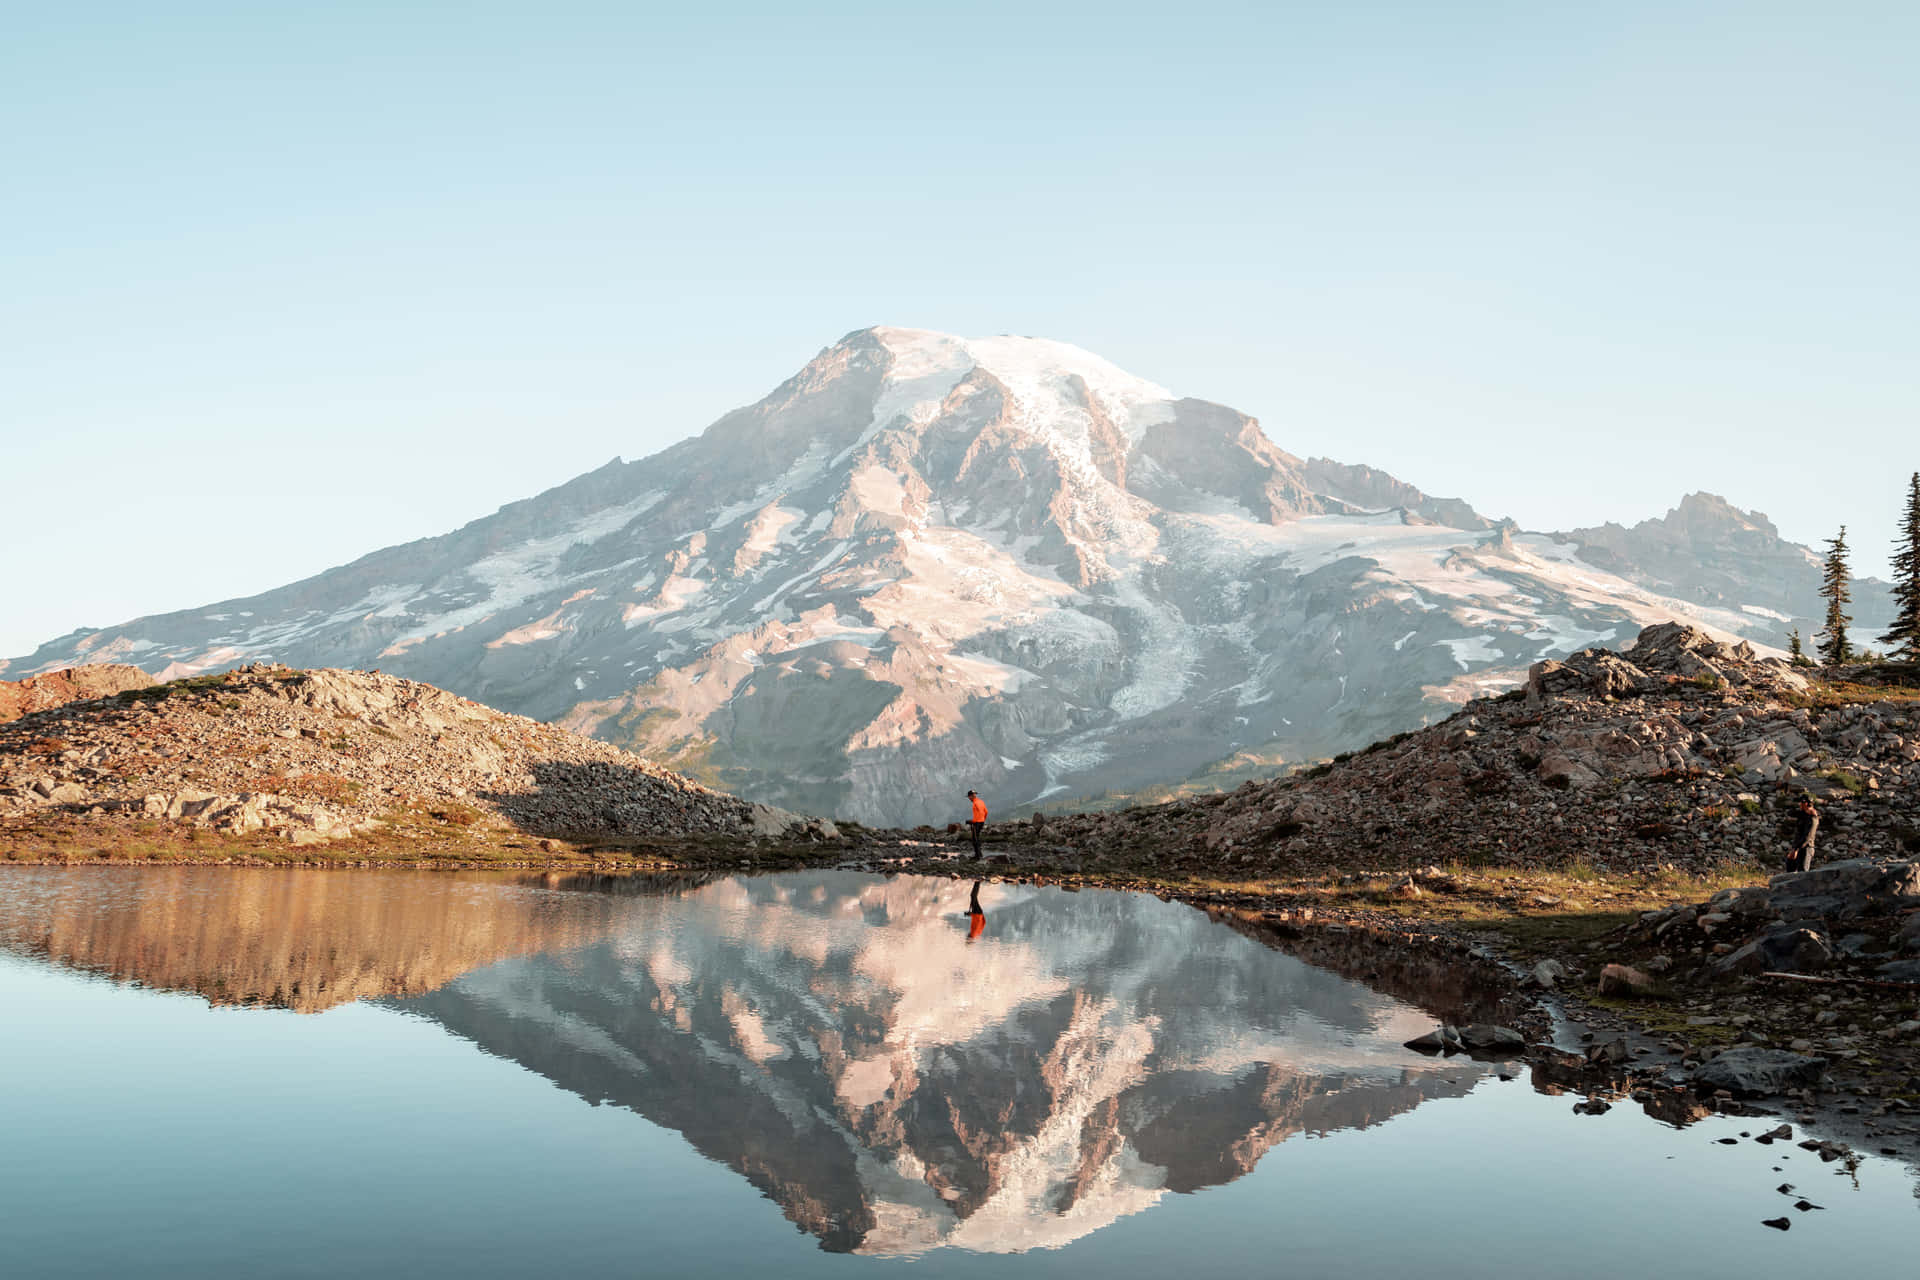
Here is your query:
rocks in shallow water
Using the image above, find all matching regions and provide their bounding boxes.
[1404,1023,1517,1055]
[1457,1024,1527,1054]
[1586,1037,1630,1066]
[1527,959,1568,990]
[1691,1048,1826,1097]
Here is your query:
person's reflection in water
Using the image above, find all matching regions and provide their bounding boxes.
[966,880,985,942]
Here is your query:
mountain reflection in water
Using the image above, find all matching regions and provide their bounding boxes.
[0,868,1486,1256]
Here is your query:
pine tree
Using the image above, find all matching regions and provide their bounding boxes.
[1817,526,1853,666]
[1787,627,1810,667]
[1879,471,1920,662]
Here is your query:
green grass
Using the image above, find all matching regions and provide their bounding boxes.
[1818,768,1866,795]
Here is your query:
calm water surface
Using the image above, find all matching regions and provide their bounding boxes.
[0,867,1913,1277]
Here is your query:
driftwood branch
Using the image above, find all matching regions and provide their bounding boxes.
[1760,970,1920,991]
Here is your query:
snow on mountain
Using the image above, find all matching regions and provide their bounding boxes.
[3,327,1860,824]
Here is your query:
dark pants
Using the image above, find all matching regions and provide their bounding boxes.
[969,822,983,858]
[1786,836,1817,873]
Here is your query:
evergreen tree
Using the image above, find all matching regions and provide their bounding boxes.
[1879,471,1920,662]
[1817,526,1853,666]
[1787,627,1810,667]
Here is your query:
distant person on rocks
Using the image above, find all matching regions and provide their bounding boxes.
[966,789,987,860]
[1786,796,1820,873]
[966,880,985,941]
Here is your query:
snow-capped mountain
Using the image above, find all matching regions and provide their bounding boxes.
[5,327,1879,824]
[393,873,1486,1255]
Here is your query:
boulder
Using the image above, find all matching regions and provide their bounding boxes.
[1529,959,1568,990]
[1583,655,1651,699]
[748,802,805,837]
[1537,751,1602,791]
[1597,963,1661,997]
[1761,926,1833,972]
[1770,860,1920,924]
[1456,1024,1527,1054]
[1691,1048,1826,1097]
[1527,660,1589,700]
[1586,1037,1630,1065]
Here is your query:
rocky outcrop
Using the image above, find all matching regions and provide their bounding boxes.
[0,663,831,845]
[1691,1047,1828,1097]
[1015,623,1920,879]
[0,664,153,723]
[1629,858,1920,986]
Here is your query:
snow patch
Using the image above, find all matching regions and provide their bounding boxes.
[1439,636,1505,670]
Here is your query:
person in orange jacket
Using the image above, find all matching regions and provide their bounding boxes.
[966,879,985,941]
[966,789,987,860]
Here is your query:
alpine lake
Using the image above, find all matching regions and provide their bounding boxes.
[1,867,1913,1277]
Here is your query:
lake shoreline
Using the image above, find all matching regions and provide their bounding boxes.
[5,830,1916,1175]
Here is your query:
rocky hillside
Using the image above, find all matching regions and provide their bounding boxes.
[0,664,153,723]
[1022,624,1920,879]
[4,329,1886,825]
[0,663,827,850]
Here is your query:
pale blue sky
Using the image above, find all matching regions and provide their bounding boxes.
[4,1,1915,658]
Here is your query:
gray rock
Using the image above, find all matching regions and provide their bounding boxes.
[1537,751,1602,790]
[1587,1037,1630,1065]
[1759,925,1833,973]
[1769,859,1920,924]
[1691,1048,1827,1097]
[1457,1024,1527,1054]
[1709,924,1831,977]
[1583,655,1651,699]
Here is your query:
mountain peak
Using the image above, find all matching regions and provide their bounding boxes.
[1665,491,1779,538]
[9,332,1854,826]
[850,326,1177,440]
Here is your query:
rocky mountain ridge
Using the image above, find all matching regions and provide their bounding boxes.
[1016,624,1920,880]
[0,663,827,849]
[0,664,154,723]
[4,328,1890,824]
